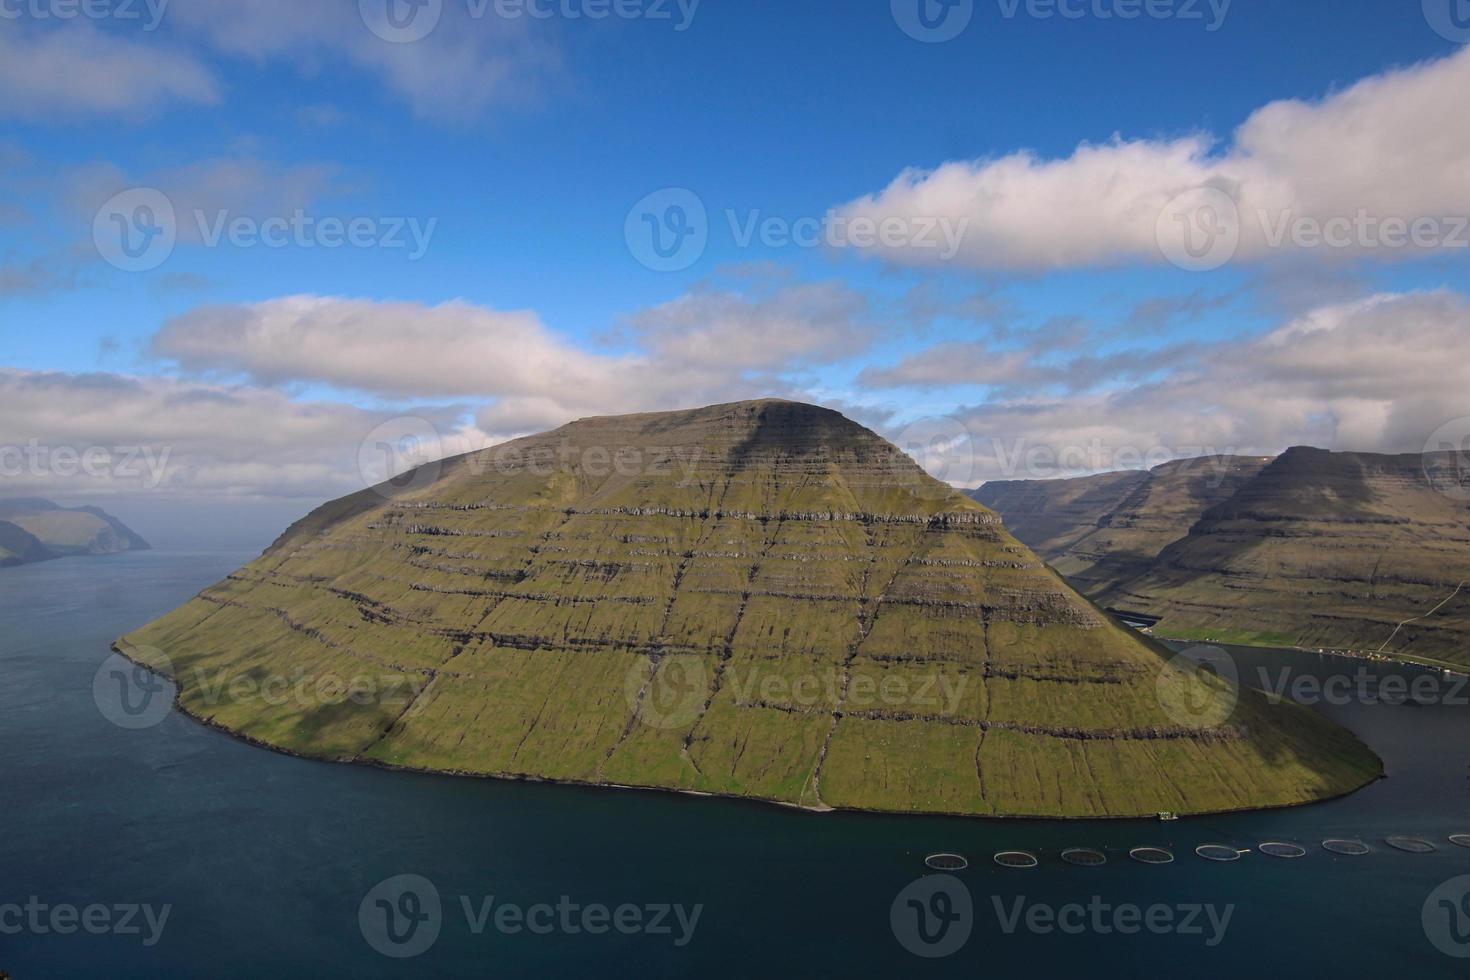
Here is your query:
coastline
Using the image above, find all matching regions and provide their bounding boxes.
[109,637,1384,824]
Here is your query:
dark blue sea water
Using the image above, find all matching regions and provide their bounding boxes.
[3,551,1470,977]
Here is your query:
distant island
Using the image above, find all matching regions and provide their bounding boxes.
[0,498,151,568]
[973,448,1470,669]
[117,401,1379,819]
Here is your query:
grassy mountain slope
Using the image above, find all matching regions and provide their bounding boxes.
[117,402,1379,818]
[976,457,1272,596]
[1102,448,1470,665]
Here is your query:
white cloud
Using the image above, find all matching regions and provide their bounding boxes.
[0,23,219,117]
[834,46,1470,269]
[168,0,559,123]
[891,290,1470,483]
[150,283,874,439]
[0,369,473,500]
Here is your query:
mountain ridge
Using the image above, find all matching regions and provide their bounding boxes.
[117,401,1379,818]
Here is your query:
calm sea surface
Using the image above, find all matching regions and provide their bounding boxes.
[3,551,1469,977]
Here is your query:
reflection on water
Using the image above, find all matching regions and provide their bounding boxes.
[2,552,1469,978]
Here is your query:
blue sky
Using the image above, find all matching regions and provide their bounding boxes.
[2,0,1469,544]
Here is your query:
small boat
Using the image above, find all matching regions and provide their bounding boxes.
[1158,812,1179,822]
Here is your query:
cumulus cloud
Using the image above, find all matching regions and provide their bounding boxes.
[167,0,559,123]
[0,23,219,118]
[0,369,475,501]
[833,45,1470,269]
[890,290,1470,483]
[150,282,874,439]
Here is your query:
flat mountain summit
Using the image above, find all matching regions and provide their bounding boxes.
[118,401,1378,817]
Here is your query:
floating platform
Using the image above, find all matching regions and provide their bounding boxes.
[1322,839,1372,856]
[1129,847,1175,865]
[924,853,969,871]
[994,850,1040,869]
[1196,844,1244,862]
[1385,837,1437,854]
[1258,842,1307,859]
[1061,848,1108,867]
[1449,834,1470,849]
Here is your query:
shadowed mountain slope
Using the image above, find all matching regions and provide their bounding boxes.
[117,402,1378,817]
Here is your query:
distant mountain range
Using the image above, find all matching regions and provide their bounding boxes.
[973,448,1470,668]
[0,498,151,567]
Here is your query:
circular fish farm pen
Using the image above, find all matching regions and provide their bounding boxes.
[1195,844,1244,863]
[1258,842,1308,859]
[924,853,969,872]
[1322,839,1372,856]
[1449,835,1470,849]
[1385,837,1437,854]
[994,850,1040,869]
[1129,847,1176,865]
[1061,848,1108,868]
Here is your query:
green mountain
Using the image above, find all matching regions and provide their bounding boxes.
[117,402,1378,818]
[0,498,150,564]
[974,448,1470,668]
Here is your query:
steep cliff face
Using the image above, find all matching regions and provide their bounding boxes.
[117,402,1378,818]
[1103,448,1470,664]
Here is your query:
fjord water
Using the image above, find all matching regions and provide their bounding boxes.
[3,552,1469,978]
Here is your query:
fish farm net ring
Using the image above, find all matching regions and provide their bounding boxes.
[924,853,969,871]
[1385,837,1437,853]
[1061,848,1108,867]
[994,851,1040,869]
[1322,839,1371,856]
[1449,835,1470,849]
[1195,844,1243,862]
[1258,842,1307,859]
[1129,847,1175,865]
